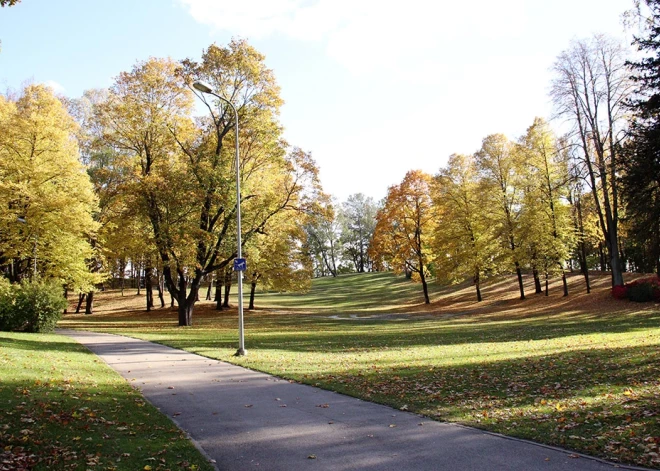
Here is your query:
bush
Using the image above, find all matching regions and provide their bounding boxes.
[0,279,66,333]
[611,284,628,300]
[612,276,660,303]
[0,277,14,331]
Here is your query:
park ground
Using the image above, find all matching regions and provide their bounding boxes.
[3,271,660,469]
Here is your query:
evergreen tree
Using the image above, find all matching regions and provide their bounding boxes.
[623,0,660,275]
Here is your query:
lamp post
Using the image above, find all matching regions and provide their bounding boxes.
[193,80,246,356]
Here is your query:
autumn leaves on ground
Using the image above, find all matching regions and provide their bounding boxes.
[55,271,660,469]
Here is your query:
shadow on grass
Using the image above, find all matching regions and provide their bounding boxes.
[313,343,660,468]
[0,334,95,354]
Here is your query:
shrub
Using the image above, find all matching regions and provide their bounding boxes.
[627,282,655,302]
[611,284,628,300]
[0,279,66,333]
[612,276,660,303]
[0,277,14,331]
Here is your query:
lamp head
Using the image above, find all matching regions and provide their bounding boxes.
[193,80,214,94]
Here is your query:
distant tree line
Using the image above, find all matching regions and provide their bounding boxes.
[367,28,660,303]
[3,9,660,320]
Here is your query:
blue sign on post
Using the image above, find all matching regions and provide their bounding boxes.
[233,258,247,272]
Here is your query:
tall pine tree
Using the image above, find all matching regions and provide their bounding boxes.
[624,0,660,275]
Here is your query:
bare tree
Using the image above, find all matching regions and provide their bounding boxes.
[551,34,633,287]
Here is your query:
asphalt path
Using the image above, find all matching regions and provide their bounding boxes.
[59,330,648,471]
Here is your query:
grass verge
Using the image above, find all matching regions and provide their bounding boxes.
[61,272,660,469]
[0,331,215,471]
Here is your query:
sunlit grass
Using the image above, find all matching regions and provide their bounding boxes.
[0,332,215,471]
[61,271,660,468]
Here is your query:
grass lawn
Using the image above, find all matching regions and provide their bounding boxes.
[60,271,660,469]
[0,332,215,471]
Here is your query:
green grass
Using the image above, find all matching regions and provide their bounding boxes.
[61,271,660,469]
[257,272,447,312]
[0,332,215,471]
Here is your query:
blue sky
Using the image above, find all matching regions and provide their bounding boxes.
[0,0,632,201]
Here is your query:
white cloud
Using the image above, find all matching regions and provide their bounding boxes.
[43,80,66,94]
[178,0,529,75]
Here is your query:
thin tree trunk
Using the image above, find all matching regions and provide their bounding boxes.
[136,261,142,296]
[75,293,85,314]
[205,275,213,300]
[145,262,153,312]
[155,270,165,308]
[63,287,68,314]
[215,276,223,310]
[515,262,525,300]
[474,270,482,302]
[561,270,569,297]
[544,271,549,297]
[120,259,126,296]
[249,281,257,310]
[532,266,542,294]
[223,269,232,308]
[85,291,94,315]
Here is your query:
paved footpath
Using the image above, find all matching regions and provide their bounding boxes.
[59,330,647,471]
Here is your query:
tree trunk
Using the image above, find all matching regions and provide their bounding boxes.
[249,281,257,310]
[169,273,202,327]
[120,259,126,296]
[599,242,606,272]
[85,291,94,315]
[474,271,482,302]
[532,267,542,294]
[205,276,213,300]
[145,262,153,312]
[136,261,141,295]
[561,270,569,297]
[515,262,525,300]
[155,271,165,308]
[223,269,232,308]
[215,276,223,310]
[544,271,549,297]
[63,287,68,314]
[75,293,85,314]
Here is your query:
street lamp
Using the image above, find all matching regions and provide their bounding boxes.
[193,80,247,357]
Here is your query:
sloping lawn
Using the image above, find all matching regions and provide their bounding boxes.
[0,332,215,471]
[61,272,660,468]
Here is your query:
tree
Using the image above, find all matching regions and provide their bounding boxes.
[475,134,527,299]
[551,35,632,287]
[0,0,20,6]
[339,193,377,273]
[303,202,341,277]
[432,154,499,302]
[622,0,660,275]
[518,118,574,296]
[244,211,312,310]
[370,170,435,304]
[0,85,101,291]
[96,42,320,326]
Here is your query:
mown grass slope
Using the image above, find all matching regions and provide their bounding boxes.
[60,271,660,468]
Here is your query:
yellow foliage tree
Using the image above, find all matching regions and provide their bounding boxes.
[370,170,435,304]
[0,85,101,291]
